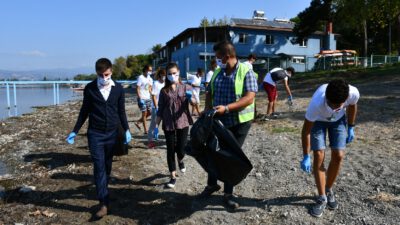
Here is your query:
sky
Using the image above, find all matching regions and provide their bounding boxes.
[0,0,311,71]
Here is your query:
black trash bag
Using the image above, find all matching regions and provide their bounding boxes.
[185,110,216,172]
[114,125,129,156]
[207,119,253,186]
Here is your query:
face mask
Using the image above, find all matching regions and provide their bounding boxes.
[98,76,111,86]
[162,76,166,81]
[146,72,152,77]
[167,73,180,83]
[216,58,227,69]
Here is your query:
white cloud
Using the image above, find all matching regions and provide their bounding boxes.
[19,50,46,57]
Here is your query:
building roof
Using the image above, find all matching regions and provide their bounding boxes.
[231,18,294,29]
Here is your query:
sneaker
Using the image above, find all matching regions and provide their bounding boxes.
[166,178,176,188]
[197,185,221,199]
[310,200,327,217]
[224,194,240,210]
[327,190,338,210]
[147,141,156,149]
[178,162,186,173]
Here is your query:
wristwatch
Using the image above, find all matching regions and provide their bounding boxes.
[224,105,230,114]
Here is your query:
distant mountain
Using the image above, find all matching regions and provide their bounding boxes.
[0,67,93,80]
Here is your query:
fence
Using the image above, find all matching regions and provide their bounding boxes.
[0,80,135,118]
[293,55,400,72]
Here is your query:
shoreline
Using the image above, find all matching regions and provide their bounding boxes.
[0,77,399,224]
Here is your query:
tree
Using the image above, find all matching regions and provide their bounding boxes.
[200,17,209,27]
[152,44,162,53]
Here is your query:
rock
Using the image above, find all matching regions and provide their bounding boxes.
[256,172,262,178]
[19,185,36,193]
[290,167,297,171]
[282,212,289,217]
[0,185,5,200]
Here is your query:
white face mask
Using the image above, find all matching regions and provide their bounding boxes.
[216,58,226,69]
[161,76,166,82]
[98,75,111,86]
[167,72,180,83]
[146,72,152,77]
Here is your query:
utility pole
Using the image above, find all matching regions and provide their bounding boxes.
[204,23,207,73]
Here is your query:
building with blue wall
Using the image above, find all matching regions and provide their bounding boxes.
[154,11,336,76]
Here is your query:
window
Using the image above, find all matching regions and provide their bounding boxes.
[299,38,308,47]
[239,33,247,43]
[265,34,274,45]
[181,41,185,48]
[292,56,305,64]
[187,37,192,45]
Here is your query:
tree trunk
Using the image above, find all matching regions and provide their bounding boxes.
[363,19,368,57]
[398,14,400,55]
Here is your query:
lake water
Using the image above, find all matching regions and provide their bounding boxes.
[0,86,83,120]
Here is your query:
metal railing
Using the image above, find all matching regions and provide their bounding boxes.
[286,55,400,72]
[0,80,136,117]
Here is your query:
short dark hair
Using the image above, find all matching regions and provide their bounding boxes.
[213,40,236,57]
[155,67,166,80]
[286,67,295,76]
[326,79,349,104]
[142,64,152,73]
[95,58,112,73]
[248,53,257,60]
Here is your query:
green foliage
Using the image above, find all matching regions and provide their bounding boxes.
[200,16,230,27]
[73,74,97,80]
[293,0,400,55]
[109,54,153,80]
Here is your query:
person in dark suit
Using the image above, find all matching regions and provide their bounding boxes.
[66,58,131,219]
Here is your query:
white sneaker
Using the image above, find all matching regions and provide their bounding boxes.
[179,162,186,173]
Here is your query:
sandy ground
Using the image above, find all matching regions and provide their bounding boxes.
[0,73,399,225]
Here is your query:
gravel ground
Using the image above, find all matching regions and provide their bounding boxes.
[0,73,399,225]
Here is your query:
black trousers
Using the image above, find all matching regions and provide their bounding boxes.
[207,121,251,194]
[164,127,189,172]
[87,128,118,205]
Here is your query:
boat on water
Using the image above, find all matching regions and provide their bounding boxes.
[71,84,85,91]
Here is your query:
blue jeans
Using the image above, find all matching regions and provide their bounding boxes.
[311,116,347,151]
[147,107,158,142]
[87,128,118,205]
[207,122,251,194]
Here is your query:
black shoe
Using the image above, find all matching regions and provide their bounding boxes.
[178,162,186,173]
[224,194,240,210]
[197,185,221,199]
[166,178,176,188]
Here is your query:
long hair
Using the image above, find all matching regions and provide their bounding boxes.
[162,62,179,93]
[155,67,166,81]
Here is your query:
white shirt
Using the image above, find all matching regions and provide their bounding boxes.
[243,61,253,70]
[97,79,115,101]
[151,80,165,108]
[191,75,202,87]
[305,84,360,122]
[137,74,153,100]
[263,67,288,86]
[204,70,213,83]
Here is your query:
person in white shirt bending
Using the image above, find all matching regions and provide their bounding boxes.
[262,67,295,119]
[300,79,360,218]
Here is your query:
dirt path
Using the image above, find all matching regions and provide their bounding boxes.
[0,75,399,225]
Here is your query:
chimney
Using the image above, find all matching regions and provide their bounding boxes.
[326,22,333,34]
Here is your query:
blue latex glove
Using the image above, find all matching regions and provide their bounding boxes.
[154,127,159,140]
[185,91,192,102]
[346,126,355,143]
[287,95,293,106]
[124,130,132,144]
[300,154,311,173]
[66,132,76,144]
